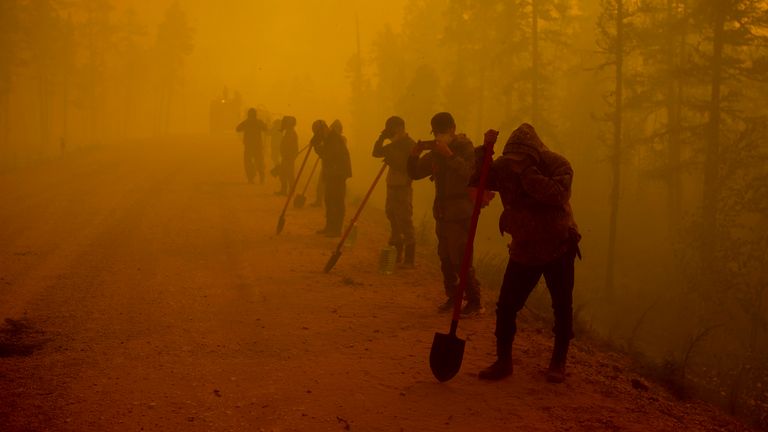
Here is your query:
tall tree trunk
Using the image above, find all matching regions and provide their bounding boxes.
[701,5,725,269]
[0,92,9,168]
[531,0,540,126]
[666,0,684,232]
[605,0,624,298]
[476,68,486,138]
[38,73,51,157]
[61,76,69,151]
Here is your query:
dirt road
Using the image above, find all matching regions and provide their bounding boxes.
[0,137,755,431]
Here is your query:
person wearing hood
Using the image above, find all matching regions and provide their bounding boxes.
[407,112,483,316]
[472,123,581,383]
[236,108,268,184]
[373,116,416,268]
[314,119,352,237]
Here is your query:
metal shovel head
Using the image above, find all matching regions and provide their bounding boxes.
[429,331,465,382]
[293,194,306,209]
[276,214,286,235]
[323,250,342,273]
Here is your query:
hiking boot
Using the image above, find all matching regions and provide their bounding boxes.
[546,361,566,383]
[479,359,513,380]
[437,298,455,313]
[461,301,485,317]
[394,244,404,264]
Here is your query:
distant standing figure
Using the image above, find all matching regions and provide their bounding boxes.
[473,124,581,383]
[277,116,298,196]
[372,116,416,268]
[407,112,483,316]
[314,119,352,237]
[270,119,283,174]
[236,108,268,184]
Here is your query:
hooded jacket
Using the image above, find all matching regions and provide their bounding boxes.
[472,124,580,265]
[315,129,352,181]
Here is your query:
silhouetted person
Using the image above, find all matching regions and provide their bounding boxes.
[373,116,416,268]
[408,112,483,316]
[236,108,268,184]
[473,124,581,383]
[311,172,325,208]
[277,116,298,196]
[314,119,351,237]
[270,119,283,175]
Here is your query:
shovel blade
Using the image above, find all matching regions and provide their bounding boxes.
[276,214,286,235]
[294,194,306,209]
[324,250,342,273]
[429,331,465,382]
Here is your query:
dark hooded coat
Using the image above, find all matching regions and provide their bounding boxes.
[472,124,580,265]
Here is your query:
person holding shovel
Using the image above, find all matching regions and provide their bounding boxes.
[407,112,483,316]
[372,116,416,268]
[473,123,581,383]
[314,120,352,237]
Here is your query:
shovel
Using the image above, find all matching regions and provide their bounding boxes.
[324,162,388,273]
[294,155,321,209]
[429,129,498,382]
[277,143,313,234]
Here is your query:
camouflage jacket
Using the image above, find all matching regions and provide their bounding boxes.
[373,134,414,188]
[407,134,475,221]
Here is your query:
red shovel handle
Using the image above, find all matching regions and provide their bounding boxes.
[451,130,498,323]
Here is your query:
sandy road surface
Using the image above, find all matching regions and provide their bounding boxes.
[0,137,756,431]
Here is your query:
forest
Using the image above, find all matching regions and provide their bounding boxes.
[1,0,767,425]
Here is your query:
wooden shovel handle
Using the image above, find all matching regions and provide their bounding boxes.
[332,163,388,254]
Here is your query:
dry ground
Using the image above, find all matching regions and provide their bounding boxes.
[0,136,757,431]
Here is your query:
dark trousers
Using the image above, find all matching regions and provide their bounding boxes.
[243,144,264,183]
[386,186,415,247]
[436,219,480,303]
[314,173,325,205]
[495,249,576,359]
[280,158,295,194]
[324,177,346,233]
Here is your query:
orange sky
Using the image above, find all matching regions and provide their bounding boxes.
[116,0,408,130]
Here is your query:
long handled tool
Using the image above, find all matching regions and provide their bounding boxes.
[294,155,320,209]
[429,130,498,382]
[276,144,313,234]
[323,162,388,273]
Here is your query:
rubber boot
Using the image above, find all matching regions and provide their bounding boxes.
[479,338,513,380]
[546,338,569,383]
[400,244,415,269]
[394,244,404,264]
[461,299,484,317]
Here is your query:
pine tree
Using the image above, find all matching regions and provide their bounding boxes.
[154,1,193,135]
[0,0,20,159]
[596,0,641,297]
